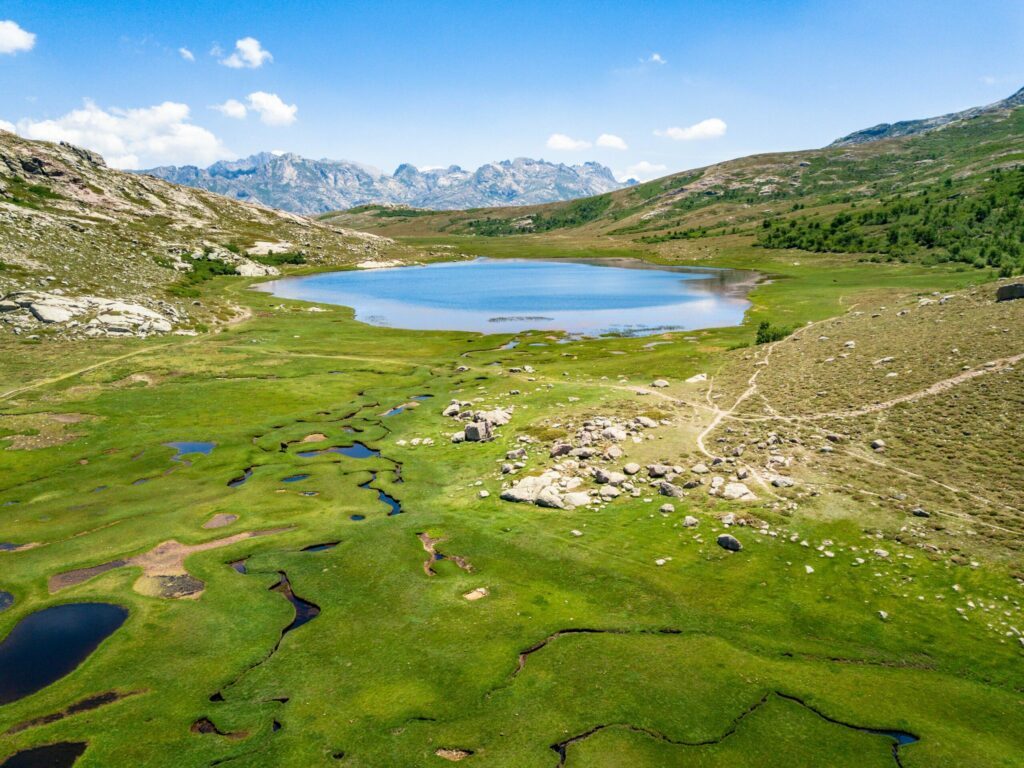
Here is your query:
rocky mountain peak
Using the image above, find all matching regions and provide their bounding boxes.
[141,153,629,214]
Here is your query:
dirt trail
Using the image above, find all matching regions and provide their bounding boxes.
[0,304,261,404]
[0,345,168,403]
[786,352,1024,422]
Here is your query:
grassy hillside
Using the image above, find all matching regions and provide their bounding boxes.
[325,103,1024,276]
[0,131,429,334]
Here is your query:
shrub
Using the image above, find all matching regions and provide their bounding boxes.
[755,320,790,345]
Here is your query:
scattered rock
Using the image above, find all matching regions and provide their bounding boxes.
[563,491,591,508]
[594,468,626,486]
[721,482,756,501]
[658,481,685,498]
[996,283,1024,302]
[464,422,493,442]
[716,534,742,552]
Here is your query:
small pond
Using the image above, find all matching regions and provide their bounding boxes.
[256,258,754,336]
[164,441,216,461]
[0,603,127,705]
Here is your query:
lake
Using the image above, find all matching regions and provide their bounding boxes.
[256,258,754,336]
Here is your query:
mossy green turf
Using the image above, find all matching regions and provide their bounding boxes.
[0,253,1021,767]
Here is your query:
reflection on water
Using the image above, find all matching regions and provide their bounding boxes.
[256,258,755,336]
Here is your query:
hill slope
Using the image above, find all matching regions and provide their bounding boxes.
[141,153,629,214]
[326,88,1024,277]
[830,85,1024,146]
[0,131,424,339]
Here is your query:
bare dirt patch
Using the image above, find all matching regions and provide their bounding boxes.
[130,528,293,599]
[435,748,474,761]
[202,513,239,530]
[418,532,474,576]
[48,527,293,599]
[49,560,128,592]
[1,412,95,450]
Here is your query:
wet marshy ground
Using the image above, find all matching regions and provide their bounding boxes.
[0,603,127,705]
[296,441,379,459]
[0,742,87,768]
[0,591,13,612]
[5,690,140,736]
[382,394,433,418]
[360,472,401,515]
[300,542,339,553]
[271,572,321,636]
[211,564,321,705]
[550,692,920,767]
[227,468,253,488]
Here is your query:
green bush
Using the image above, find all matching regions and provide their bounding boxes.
[168,257,238,298]
[252,251,306,266]
[755,320,790,345]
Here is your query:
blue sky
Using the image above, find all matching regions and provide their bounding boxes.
[1,0,1022,179]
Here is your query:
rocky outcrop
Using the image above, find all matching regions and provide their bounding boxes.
[0,291,177,337]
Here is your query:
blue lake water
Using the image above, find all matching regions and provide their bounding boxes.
[256,258,754,336]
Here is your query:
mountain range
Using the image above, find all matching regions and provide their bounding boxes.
[140,154,630,214]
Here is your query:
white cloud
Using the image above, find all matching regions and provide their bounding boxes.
[617,161,667,182]
[15,100,230,169]
[221,37,272,68]
[212,99,248,119]
[596,133,628,150]
[646,52,666,65]
[0,119,15,132]
[247,91,297,126]
[0,20,35,54]
[546,133,592,151]
[178,47,195,62]
[655,118,727,141]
